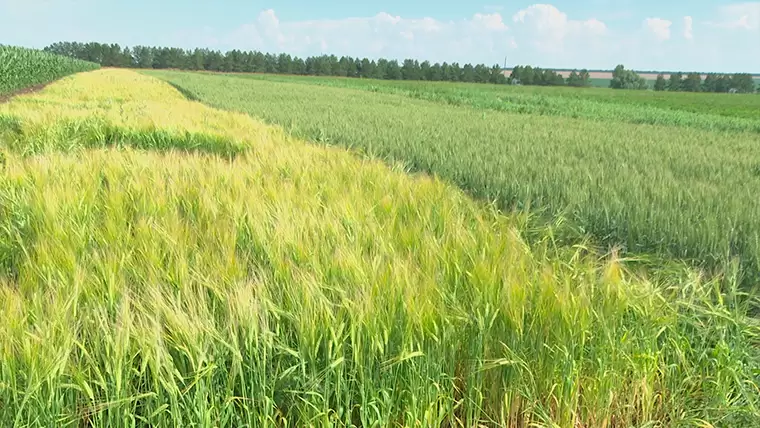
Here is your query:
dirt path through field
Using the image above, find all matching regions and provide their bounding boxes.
[0,83,49,104]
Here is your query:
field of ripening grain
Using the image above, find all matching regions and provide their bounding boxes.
[149,70,760,289]
[0,58,758,427]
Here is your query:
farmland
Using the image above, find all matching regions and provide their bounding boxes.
[193,71,760,121]
[0,55,759,426]
[0,45,99,97]
[547,69,760,89]
[150,70,760,287]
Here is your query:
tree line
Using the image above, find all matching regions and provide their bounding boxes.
[43,41,509,84]
[37,41,617,89]
[653,72,756,93]
[609,65,758,92]
[609,65,649,90]
[43,41,758,93]
[508,66,593,87]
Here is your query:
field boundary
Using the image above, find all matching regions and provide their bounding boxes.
[0,82,50,104]
[549,70,760,80]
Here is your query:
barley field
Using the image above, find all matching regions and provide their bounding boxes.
[0,65,757,427]
[148,70,760,289]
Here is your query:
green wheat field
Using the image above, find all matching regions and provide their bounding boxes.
[0,46,759,427]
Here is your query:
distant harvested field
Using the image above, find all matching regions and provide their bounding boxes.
[552,69,760,81]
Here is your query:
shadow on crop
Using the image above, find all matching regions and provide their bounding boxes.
[0,116,247,160]
[166,81,201,102]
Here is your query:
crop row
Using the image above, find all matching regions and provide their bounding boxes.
[219,72,760,130]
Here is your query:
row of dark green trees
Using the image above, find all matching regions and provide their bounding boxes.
[609,65,758,93]
[653,71,756,93]
[507,66,593,87]
[43,41,595,87]
[43,42,510,84]
[43,41,757,92]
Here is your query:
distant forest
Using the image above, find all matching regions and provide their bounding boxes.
[652,71,756,93]
[42,41,593,87]
[44,41,758,93]
[44,42,509,84]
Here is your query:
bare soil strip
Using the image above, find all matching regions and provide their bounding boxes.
[0,83,49,104]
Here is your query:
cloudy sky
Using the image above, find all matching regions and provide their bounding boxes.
[1,0,758,72]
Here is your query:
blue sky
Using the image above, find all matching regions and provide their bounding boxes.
[1,1,759,72]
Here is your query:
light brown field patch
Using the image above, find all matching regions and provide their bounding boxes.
[552,70,760,80]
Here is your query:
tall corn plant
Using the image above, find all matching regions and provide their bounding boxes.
[0,45,100,96]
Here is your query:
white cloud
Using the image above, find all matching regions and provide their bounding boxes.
[694,3,760,72]
[644,17,672,41]
[2,1,759,73]
[709,2,760,30]
[473,12,509,31]
[220,9,514,65]
[583,19,608,35]
[512,4,607,38]
[212,5,612,68]
[683,16,693,39]
[508,4,607,60]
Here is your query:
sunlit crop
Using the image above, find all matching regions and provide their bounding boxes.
[0,69,757,427]
[152,70,760,287]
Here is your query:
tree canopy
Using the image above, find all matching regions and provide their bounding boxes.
[667,72,683,91]
[43,41,758,93]
[609,65,648,90]
[566,69,592,87]
[43,41,509,85]
[701,73,757,93]
[682,73,702,92]
[510,66,567,87]
[654,74,667,91]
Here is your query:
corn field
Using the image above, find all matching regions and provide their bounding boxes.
[0,45,99,96]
